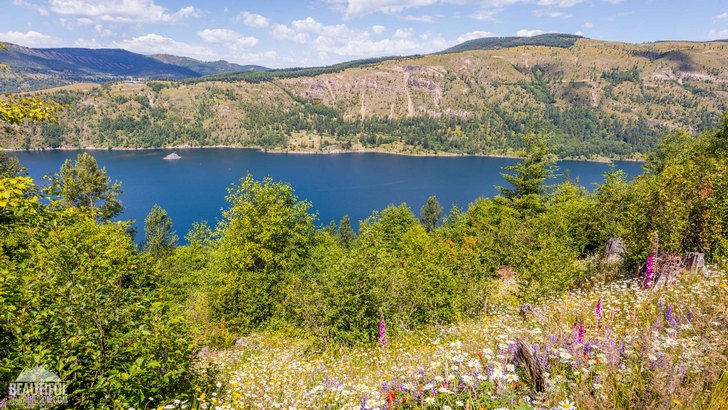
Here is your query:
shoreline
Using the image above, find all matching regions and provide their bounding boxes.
[0,145,642,163]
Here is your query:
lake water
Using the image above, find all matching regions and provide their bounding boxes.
[10,149,644,241]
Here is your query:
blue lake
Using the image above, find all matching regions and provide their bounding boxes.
[10,149,644,241]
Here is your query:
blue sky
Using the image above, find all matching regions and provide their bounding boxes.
[1,0,727,68]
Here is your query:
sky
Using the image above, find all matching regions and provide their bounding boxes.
[1,0,727,68]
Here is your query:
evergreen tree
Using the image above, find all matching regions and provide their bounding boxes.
[497,134,555,213]
[338,214,356,249]
[46,152,123,221]
[419,195,443,232]
[325,220,337,237]
[142,204,178,258]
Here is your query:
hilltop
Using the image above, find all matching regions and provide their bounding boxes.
[3,35,728,159]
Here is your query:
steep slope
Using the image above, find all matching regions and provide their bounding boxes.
[149,54,268,76]
[6,38,728,159]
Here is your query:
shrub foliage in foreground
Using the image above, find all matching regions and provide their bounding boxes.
[0,178,207,408]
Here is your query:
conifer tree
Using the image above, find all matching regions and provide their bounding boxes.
[497,134,555,214]
[419,195,443,232]
[338,214,356,249]
[143,204,178,258]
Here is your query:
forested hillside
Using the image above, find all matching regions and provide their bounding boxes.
[0,43,267,92]
[4,36,728,158]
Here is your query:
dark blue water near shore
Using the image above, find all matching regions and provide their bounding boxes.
[11,149,644,241]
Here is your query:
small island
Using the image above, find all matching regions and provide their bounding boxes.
[163,152,181,160]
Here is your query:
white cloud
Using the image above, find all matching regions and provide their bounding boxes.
[330,0,585,18]
[516,29,546,37]
[198,29,258,49]
[237,11,270,28]
[456,30,496,43]
[715,12,728,19]
[94,24,113,37]
[58,16,95,29]
[574,31,584,36]
[312,34,446,57]
[270,24,308,44]
[708,29,728,40]
[339,0,437,18]
[371,25,386,34]
[401,15,435,22]
[292,17,324,33]
[12,0,49,16]
[532,9,573,18]
[536,0,583,6]
[471,8,503,21]
[48,0,200,23]
[269,16,448,59]
[113,33,214,59]
[76,18,94,26]
[393,28,413,39]
[0,30,61,47]
[582,21,593,28]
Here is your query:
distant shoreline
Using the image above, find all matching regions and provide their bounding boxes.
[0,145,643,163]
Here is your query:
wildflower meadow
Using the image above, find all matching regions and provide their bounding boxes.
[197,267,728,410]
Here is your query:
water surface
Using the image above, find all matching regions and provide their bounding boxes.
[11,149,644,241]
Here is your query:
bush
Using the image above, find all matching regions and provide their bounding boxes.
[0,178,207,408]
[209,175,317,333]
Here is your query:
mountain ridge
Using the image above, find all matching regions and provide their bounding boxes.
[0,43,268,92]
[3,36,727,159]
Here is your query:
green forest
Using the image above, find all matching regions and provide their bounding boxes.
[2,113,728,408]
[29,83,670,158]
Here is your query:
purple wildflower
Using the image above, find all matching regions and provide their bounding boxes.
[583,341,593,355]
[643,253,655,288]
[378,309,387,348]
[595,299,602,320]
[665,305,678,328]
[572,320,585,344]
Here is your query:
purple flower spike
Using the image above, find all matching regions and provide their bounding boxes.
[595,299,603,320]
[643,254,655,289]
[665,305,678,328]
[379,309,387,348]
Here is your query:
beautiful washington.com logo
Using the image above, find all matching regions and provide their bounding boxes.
[2,366,68,408]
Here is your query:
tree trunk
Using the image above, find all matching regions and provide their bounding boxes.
[602,238,626,263]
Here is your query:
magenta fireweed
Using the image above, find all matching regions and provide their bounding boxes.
[595,299,602,320]
[575,320,585,344]
[378,310,387,348]
[643,254,655,288]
